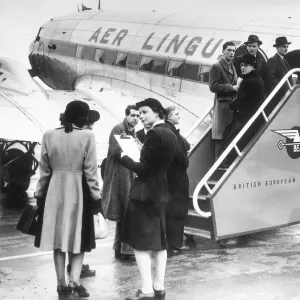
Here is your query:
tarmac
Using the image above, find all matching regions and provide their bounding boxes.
[2,184,300,299]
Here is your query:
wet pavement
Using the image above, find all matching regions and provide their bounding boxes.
[2,193,300,299]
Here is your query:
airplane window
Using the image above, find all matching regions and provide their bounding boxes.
[54,41,76,58]
[126,53,140,70]
[182,63,201,81]
[116,52,128,67]
[95,49,105,63]
[104,49,117,65]
[140,56,153,72]
[83,47,96,61]
[76,46,85,59]
[167,60,184,78]
[152,58,167,75]
[199,65,211,83]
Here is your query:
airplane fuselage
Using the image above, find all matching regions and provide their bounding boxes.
[28,10,300,134]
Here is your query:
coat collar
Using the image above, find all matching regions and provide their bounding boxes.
[122,118,136,135]
[275,53,289,71]
[220,58,231,72]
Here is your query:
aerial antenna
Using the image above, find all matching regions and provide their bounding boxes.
[98,0,101,10]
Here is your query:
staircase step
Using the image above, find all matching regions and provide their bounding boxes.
[184,226,211,239]
[188,195,210,211]
[186,209,213,231]
[207,179,218,186]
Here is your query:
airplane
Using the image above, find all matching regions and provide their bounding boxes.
[1,9,300,234]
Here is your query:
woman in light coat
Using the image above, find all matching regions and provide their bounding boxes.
[34,100,101,297]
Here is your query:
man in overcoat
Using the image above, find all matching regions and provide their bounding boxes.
[164,105,190,256]
[102,104,140,261]
[233,35,268,94]
[209,41,239,160]
[220,54,265,165]
[266,36,293,113]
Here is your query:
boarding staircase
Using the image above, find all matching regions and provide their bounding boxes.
[185,69,300,241]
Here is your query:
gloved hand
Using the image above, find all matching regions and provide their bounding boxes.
[34,193,45,217]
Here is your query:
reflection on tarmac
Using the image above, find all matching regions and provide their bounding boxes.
[2,200,300,299]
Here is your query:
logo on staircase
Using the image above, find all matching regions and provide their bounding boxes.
[273,127,300,159]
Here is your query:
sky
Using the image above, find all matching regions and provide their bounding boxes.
[1,0,300,68]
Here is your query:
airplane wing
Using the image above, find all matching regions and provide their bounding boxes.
[273,129,300,142]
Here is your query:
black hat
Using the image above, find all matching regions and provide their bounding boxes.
[273,36,291,47]
[64,100,89,123]
[240,54,257,68]
[244,35,262,45]
[88,110,100,124]
[136,98,166,115]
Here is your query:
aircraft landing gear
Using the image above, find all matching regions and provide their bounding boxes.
[0,140,39,208]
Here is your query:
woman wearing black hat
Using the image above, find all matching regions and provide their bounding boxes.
[120,98,178,300]
[34,100,101,297]
[220,54,265,163]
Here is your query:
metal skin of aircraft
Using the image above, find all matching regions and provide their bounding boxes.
[1,9,300,199]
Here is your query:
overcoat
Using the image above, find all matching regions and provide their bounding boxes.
[220,70,265,155]
[164,121,190,248]
[120,123,177,251]
[35,127,101,253]
[102,119,136,221]
[266,53,293,97]
[209,58,238,139]
[233,49,268,94]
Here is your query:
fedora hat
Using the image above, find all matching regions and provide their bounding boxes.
[244,35,262,45]
[273,36,291,47]
[240,54,257,68]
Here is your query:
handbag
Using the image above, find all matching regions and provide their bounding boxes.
[94,212,108,239]
[16,203,38,236]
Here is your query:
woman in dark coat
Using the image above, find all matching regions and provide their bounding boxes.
[120,98,177,300]
[164,105,190,254]
[220,54,265,163]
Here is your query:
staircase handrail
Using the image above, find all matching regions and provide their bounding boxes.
[192,68,300,218]
[185,105,213,139]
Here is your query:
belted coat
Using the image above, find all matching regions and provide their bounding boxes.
[120,123,177,251]
[209,58,238,139]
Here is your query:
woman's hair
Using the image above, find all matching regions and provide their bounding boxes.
[164,105,177,120]
[151,107,165,120]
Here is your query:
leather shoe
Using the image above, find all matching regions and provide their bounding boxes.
[115,249,122,259]
[153,288,166,299]
[125,289,156,300]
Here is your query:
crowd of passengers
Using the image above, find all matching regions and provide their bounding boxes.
[210,35,294,164]
[32,34,294,300]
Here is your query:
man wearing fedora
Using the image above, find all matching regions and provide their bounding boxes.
[219,54,265,165]
[233,35,268,94]
[266,36,293,109]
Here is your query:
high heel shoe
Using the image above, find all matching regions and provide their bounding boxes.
[57,285,71,297]
[69,282,90,297]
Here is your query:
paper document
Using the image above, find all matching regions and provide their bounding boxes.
[114,135,141,162]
